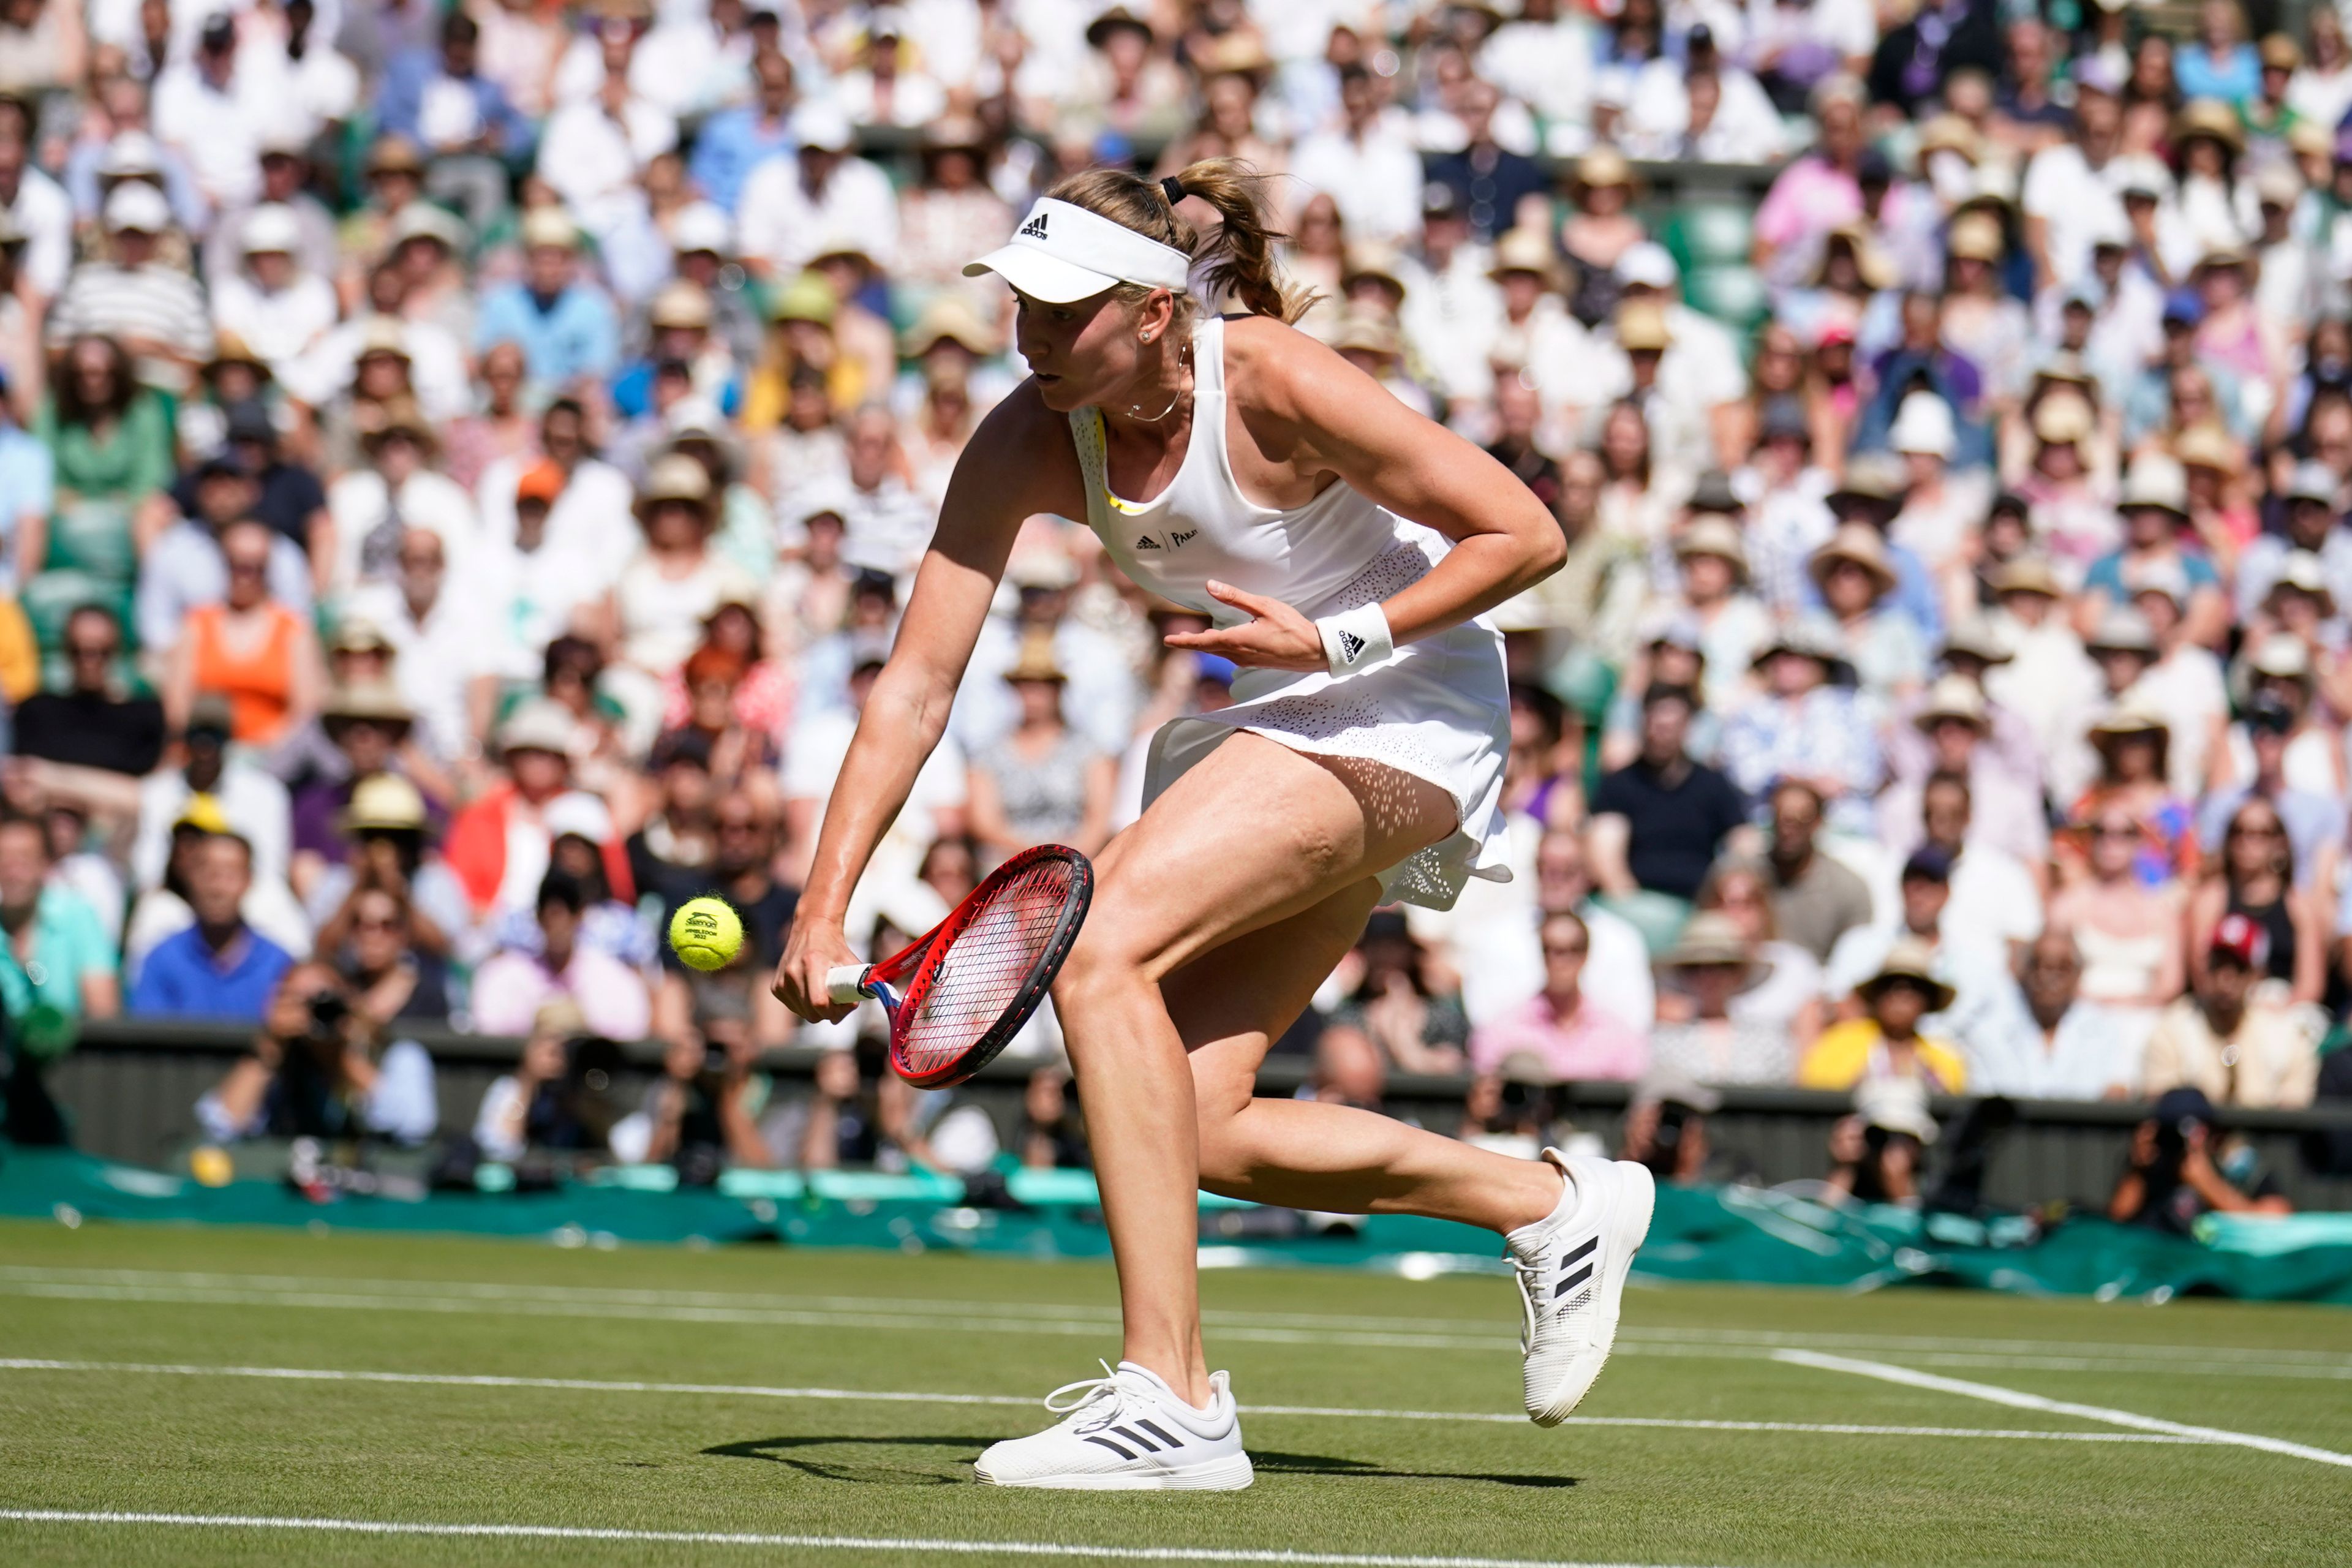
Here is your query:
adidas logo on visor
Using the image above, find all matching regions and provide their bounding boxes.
[1019,212,1050,239]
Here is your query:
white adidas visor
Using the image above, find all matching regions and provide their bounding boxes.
[962,198,1193,304]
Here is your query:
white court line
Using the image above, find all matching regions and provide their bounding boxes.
[1774,1350,2352,1470]
[5,1268,2345,1380]
[0,1359,2206,1446]
[0,1510,1727,1567]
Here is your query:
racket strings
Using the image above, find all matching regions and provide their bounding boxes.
[897,859,1079,1076]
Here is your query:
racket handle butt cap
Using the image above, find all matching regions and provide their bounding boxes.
[825,965,871,1006]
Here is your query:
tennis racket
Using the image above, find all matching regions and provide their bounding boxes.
[826,843,1095,1088]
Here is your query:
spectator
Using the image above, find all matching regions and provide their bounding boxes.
[1646,910,1796,1086]
[1321,911,1470,1076]
[1468,911,1646,1082]
[10,604,165,775]
[37,332,176,558]
[443,700,589,924]
[136,450,314,661]
[127,832,295,1022]
[0,813,118,1142]
[1588,683,1747,923]
[1752,779,1875,966]
[1691,861,1827,1050]
[1823,846,1987,1019]
[163,518,323,748]
[1798,939,1969,1093]
[1018,1065,1090,1170]
[968,638,1116,866]
[473,208,619,396]
[1959,928,2141,1099]
[471,998,624,1166]
[2195,692,2342,893]
[1721,625,1882,827]
[2185,797,2326,1003]
[44,183,211,386]
[1617,1069,1740,1186]
[469,869,650,1042]
[195,960,437,1145]
[2109,1085,2291,1232]
[2048,801,2185,1051]
[304,772,466,974]
[2141,913,2323,1108]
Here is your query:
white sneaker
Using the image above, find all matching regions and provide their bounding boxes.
[1507,1151,1655,1427]
[973,1360,1254,1490]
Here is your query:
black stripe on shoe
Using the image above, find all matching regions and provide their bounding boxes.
[1135,1420,1186,1449]
[1554,1262,1596,1298]
[1562,1235,1599,1265]
[1110,1425,1159,1452]
[1083,1435,1137,1460]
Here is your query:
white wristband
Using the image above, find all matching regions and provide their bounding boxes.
[1317,601,1395,679]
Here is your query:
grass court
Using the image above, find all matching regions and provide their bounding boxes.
[1,1216,2348,1566]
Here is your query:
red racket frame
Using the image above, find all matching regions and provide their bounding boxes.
[833,843,1094,1088]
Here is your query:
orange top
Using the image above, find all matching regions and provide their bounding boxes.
[189,601,301,745]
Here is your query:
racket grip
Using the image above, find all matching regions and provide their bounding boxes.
[825,965,872,1006]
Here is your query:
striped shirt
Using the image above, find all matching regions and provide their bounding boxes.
[44,261,213,365]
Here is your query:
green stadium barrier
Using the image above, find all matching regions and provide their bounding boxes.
[5,1144,2350,1304]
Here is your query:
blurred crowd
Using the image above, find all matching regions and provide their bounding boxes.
[0,0,2347,1222]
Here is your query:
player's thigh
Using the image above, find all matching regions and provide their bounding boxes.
[1065,731,1455,990]
[1165,879,1385,1130]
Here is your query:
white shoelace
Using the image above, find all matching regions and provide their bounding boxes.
[1042,1360,1131,1430]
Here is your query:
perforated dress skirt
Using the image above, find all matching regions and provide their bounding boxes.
[1069,315,1512,909]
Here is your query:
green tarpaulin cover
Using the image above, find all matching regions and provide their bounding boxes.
[4,1145,2347,1305]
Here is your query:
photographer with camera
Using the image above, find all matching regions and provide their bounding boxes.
[2108,1085,2292,1234]
[1619,1068,1751,1186]
[195,961,438,1145]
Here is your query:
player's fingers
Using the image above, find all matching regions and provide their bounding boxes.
[1202,578,1276,617]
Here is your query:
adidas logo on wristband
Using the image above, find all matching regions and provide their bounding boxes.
[1338,630,1367,663]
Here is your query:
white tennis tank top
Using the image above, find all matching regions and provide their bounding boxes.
[1069,315,1439,622]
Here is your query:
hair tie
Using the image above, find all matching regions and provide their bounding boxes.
[1160,175,1189,208]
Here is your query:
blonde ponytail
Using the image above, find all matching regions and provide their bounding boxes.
[1171,159,1308,324]
[1042,158,1309,325]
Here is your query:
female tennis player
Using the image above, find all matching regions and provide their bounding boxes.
[776,160,1654,1491]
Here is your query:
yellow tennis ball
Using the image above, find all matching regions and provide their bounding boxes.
[669,896,744,971]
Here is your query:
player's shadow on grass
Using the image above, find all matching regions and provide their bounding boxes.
[1253,1451,1577,1489]
[706,1437,1574,1490]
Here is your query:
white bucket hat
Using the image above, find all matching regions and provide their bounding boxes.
[963,198,1193,304]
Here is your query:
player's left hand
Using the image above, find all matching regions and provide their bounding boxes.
[1163,580,1327,671]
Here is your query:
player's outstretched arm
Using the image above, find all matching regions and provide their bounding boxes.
[775,386,1074,1022]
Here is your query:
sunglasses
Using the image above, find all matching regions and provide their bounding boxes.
[1542,942,1589,959]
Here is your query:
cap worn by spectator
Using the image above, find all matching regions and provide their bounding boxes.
[1490,228,1567,290]
[1939,619,2013,666]
[323,679,415,731]
[1673,516,1748,581]
[790,100,856,154]
[330,615,395,657]
[649,281,716,332]
[1855,939,1956,1013]
[342,773,429,834]
[1914,675,1989,734]
[2265,553,2336,617]
[1687,470,1741,514]
[499,700,575,758]
[671,202,733,257]
[1810,524,1898,595]
[2209,911,2270,972]
[2084,608,2158,656]
[1888,393,1957,459]
[1855,1076,1939,1144]
[1615,241,1679,293]
[515,460,566,506]
[1901,845,1955,885]
[519,206,580,252]
[542,791,616,843]
[1616,300,1672,353]
[104,181,172,235]
[1629,1066,1722,1115]
[186,694,236,742]
[902,293,1001,358]
[1988,556,2064,600]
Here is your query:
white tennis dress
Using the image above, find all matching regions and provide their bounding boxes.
[1069,314,1512,909]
